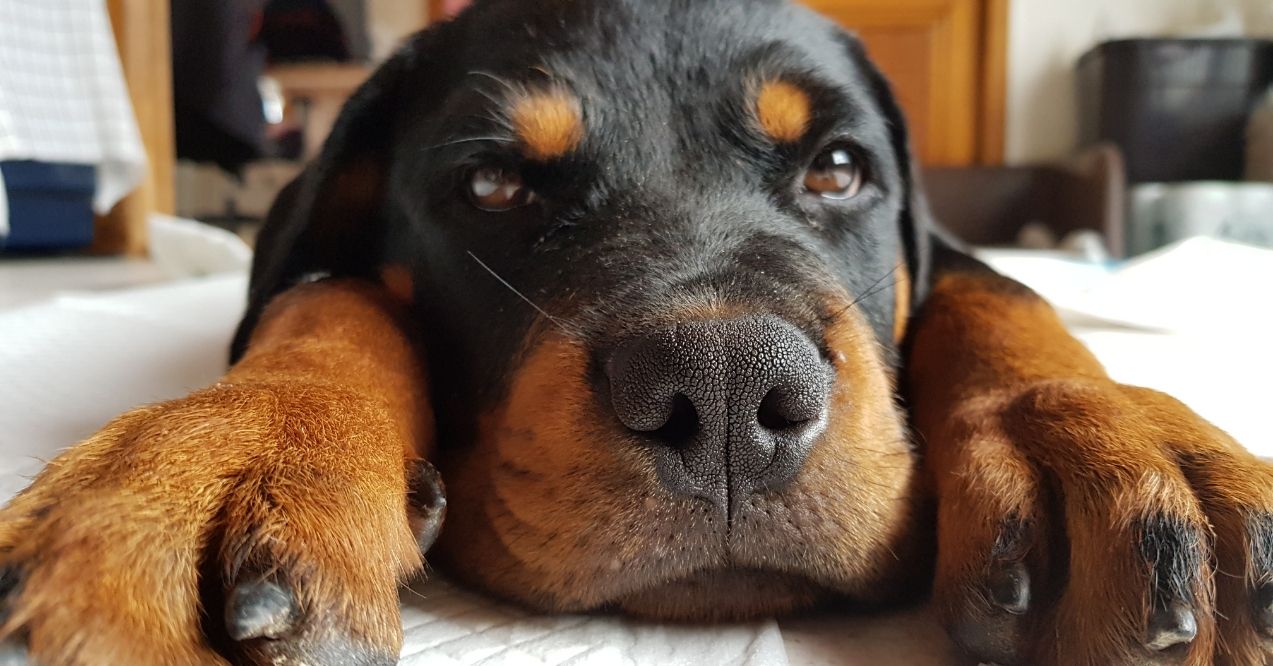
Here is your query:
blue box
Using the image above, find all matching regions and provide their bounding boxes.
[1,161,96,251]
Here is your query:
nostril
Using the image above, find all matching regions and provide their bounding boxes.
[649,393,698,447]
[756,386,819,433]
[757,387,801,431]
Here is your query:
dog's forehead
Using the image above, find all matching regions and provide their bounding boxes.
[434,0,886,163]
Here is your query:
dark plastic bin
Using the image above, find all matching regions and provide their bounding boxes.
[1078,38,1273,184]
[1,161,96,250]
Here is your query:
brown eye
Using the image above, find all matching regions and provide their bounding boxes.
[803,147,863,200]
[468,167,536,211]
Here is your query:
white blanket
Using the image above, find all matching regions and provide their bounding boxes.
[0,240,1268,664]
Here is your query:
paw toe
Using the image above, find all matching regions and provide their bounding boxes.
[226,579,298,642]
[1137,518,1205,653]
[224,574,397,666]
[948,563,1032,665]
[942,519,1037,665]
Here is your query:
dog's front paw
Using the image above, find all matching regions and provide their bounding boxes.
[929,379,1272,665]
[0,383,444,666]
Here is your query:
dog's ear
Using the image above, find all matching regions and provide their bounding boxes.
[230,32,439,361]
[832,31,933,305]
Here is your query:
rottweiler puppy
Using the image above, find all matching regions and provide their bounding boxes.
[1,1,1270,664]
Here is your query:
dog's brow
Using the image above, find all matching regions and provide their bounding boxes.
[755,80,812,143]
[508,88,585,161]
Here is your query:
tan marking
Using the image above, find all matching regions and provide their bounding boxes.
[510,89,584,161]
[893,263,911,345]
[756,80,812,143]
[379,264,415,305]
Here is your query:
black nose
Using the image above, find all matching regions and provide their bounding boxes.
[607,315,831,515]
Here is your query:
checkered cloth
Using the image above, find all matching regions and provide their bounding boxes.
[0,0,146,237]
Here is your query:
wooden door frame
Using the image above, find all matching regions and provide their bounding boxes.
[426,0,1007,165]
[979,0,1008,164]
[96,0,176,256]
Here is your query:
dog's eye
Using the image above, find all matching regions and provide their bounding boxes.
[803,147,863,200]
[468,167,536,211]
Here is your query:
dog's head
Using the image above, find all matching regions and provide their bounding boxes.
[237,0,934,620]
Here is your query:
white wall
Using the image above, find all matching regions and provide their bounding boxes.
[1006,0,1273,163]
[364,0,426,61]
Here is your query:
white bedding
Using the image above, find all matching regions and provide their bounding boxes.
[0,239,1268,665]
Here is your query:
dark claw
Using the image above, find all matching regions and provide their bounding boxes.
[0,565,22,625]
[1256,583,1273,638]
[0,637,26,666]
[1145,600,1198,651]
[408,459,447,553]
[226,579,298,642]
[0,565,20,598]
[987,562,1030,615]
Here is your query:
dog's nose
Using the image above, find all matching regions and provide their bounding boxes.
[607,315,831,514]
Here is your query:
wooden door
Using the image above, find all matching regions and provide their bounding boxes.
[800,0,1006,166]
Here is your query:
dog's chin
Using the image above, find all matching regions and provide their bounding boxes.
[613,568,834,622]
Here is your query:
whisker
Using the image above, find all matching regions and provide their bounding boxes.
[466,70,518,93]
[467,251,581,338]
[470,83,502,101]
[856,476,907,490]
[832,263,904,321]
[399,582,429,601]
[852,447,914,458]
[469,93,518,128]
[423,136,516,152]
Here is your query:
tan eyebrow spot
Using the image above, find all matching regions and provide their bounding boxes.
[755,80,812,143]
[509,89,584,161]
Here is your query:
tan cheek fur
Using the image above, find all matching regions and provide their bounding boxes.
[432,332,705,611]
[894,264,912,345]
[379,264,415,304]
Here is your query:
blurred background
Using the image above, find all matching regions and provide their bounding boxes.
[0,0,1271,296]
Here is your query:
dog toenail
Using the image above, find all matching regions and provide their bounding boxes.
[987,562,1030,615]
[226,579,298,642]
[408,459,447,553]
[1145,600,1197,651]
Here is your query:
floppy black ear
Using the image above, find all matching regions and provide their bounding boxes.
[832,32,934,306]
[230,32,437,362]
